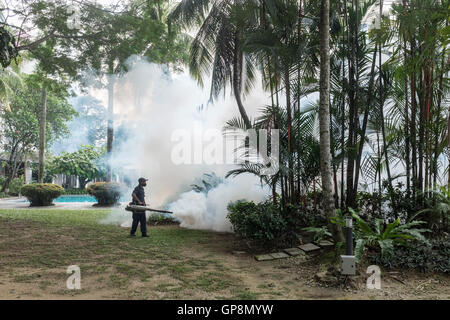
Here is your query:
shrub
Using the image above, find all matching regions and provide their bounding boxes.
[302,226,332,243]
[87,182,123,206]
[285,202,328,228]
[8,176,24,196]
[21,183,64,206]
[350,208,430,261]
[147,213,179,226]
[413,187,450,233]
[372,238,450,274]
[227,200,287,248]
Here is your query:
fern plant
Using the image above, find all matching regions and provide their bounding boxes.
[412,187,450,231]
[302,226,332,244]
[349,208,430,262]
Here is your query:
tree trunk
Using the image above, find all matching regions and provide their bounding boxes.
[319,0,343,243]
[448,107,450,191]
[344,0,355,209]
[351,43,379,204]
[79,177,89,190]
[411,38,418,196]
[106,76,115,182]
[38,88,47,183]
[284,67,294,202]
[2,143,20,192]
[418,67,425,195]
[233,36,252,130]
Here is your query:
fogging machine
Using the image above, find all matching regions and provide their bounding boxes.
[125,203,173,214]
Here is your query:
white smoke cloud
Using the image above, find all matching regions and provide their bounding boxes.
[169,174,270,232]
[86,57,271,231]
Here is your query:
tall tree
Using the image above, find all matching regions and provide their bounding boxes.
[0,76,76,191]
[38,88,46,183]
[169,0,258,130]
[318,0,343,243]
[78,0,189,181]
[2,0,188,182]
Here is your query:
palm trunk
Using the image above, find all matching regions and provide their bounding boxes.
[319,0,343,243]
[233,36,252,130]
[378,20,394,205]
[38,88,47,183]
[296,0,303,201]
[344,1,355,208]
[418,67,425,195]
[403,34,411,191]
[433,57,444,189]
[284,67,294,202]
[106,76,115,182]
[351,43,379,203]
[411,38,418,196]
[448,108,450,191]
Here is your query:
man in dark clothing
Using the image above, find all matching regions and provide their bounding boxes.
[130,178,149,237]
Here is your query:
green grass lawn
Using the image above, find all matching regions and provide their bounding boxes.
[2,209,448,300]
[0,209,269,299]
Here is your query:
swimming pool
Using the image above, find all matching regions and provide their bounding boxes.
[19,195,128,203]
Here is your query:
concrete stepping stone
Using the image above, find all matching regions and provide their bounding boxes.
[254,254,275,261]
[270,252,290,259]
[283,248,304,256]
[317,240,334,248]
[299,243,321,253]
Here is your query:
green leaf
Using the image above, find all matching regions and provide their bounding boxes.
[355,239,366,262]
[378,239,394,259]
[381,218,400,239]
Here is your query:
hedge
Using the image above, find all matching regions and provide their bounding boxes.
[21,183,64,206]
[87,182,124,206]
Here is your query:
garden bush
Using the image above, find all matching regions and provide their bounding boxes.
[87,182,124,206]
[227,200,287,248]
[8,176,24,196]
[371,237,450,274]
[21,183,64,206]
[348,209,430,261]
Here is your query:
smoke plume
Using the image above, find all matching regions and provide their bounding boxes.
[80,57,271,232]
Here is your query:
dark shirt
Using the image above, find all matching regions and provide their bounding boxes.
[132,185,145,204]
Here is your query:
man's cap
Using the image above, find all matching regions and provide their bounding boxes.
[138,178,148,183]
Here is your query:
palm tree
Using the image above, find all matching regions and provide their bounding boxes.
[169,0,258,129]
[318,0,343,243]
[0,66,22,112]
[225,103,320,211]
[241,0,320,203]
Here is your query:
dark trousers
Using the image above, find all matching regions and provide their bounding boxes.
[130,211,147,236]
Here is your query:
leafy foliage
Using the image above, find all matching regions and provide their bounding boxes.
[21,183,64,206]
[48,145,105,189]
[227,200,287,248]
[0,78,76,192]
[372,238,450,274]
[63,188,89,195]
[302,226,332,244]
[8,176,24,196]
[350,208,430,261]
[413,187,450,232]
[87,182,124,206]
[191,172,223,194]
[0,27,18,68]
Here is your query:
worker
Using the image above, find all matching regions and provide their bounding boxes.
[130,177,149,237]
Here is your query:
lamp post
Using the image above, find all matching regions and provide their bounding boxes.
[345,217,353,255]
[341,216,356,275]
